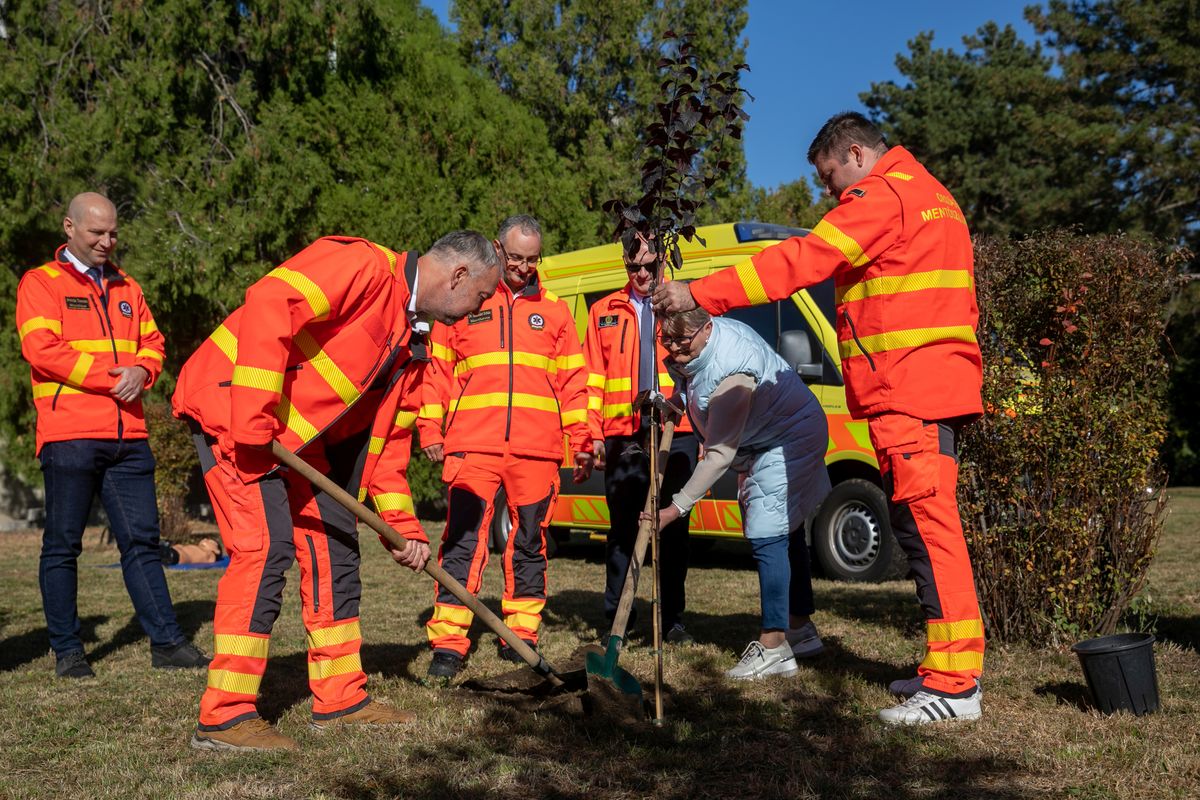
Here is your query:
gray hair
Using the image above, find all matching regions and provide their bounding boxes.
[497,214,542,244]
[661,303,711,337]
[428,230,500,275]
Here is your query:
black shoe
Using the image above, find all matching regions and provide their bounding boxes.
[56,650,95,679]
[497,639,536,664]
[665,623,695,645]
[424,651,463,687]
[152,641,212,670]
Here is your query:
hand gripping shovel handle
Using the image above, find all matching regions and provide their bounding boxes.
[607,420,676,648]
[269,442,561,686]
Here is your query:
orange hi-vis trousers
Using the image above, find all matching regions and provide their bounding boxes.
[190,424,371,730]
[869,413,985,695]
[426,451,560,657]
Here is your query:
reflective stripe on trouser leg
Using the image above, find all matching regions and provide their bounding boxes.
[500,454,560,644]
[427,455,498,656]
[196,450,293,730]
[887,446,984,694]
[293,456,368,718]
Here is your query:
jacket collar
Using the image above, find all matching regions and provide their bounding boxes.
[55,244,122,283]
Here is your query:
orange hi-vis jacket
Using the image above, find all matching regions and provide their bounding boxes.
[417,274,590,462]
[690,146,983,422]
[16,245,165,454]
[582,283,692,440]
[172,236,426,541]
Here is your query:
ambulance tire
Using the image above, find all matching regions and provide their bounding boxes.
[488,487,562,557]
[811,479,903,583]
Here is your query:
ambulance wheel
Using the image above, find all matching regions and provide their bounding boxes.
[488,488,562,557]
[811,479,901,582]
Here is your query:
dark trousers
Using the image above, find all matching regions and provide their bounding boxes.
[603,431,698,630]
[38,438,183,657]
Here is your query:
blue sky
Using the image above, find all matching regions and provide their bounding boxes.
[420,0,1039,190]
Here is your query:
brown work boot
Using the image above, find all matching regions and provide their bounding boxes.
[310,699,415,731]
[190,718,300,752]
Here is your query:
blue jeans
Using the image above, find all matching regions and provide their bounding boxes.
[39,439,184,657]
[749,526,815,631]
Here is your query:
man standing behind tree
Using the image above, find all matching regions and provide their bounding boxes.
[583,232,698,644]
[654,111,986,726]
[417,215,593,685]
[15,192,210,679]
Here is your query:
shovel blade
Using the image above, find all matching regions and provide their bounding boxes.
[585,647,644,698]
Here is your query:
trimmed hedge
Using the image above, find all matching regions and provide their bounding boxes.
[961,231,1180,645]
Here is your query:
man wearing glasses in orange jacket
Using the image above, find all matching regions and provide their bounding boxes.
[16,192,210,680]
[416,215,593,685]
[174,231,500,750]
[655,112,986,726]
[582,233,699,645]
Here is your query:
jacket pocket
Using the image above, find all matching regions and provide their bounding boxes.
[441,452,467,484]
[867,413,939,504]
[211,457,268,552]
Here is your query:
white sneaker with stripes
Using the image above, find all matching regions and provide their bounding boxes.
[725,641,799,681]
[878,688,982,725]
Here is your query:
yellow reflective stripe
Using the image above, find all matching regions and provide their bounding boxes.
[37,265,62,278]
[587,396,602,411]
[232,365,285,394]
[556,353,585,370]
[213,633,270,660]
[371,243,398,274]
[140,319,158,335]
[357,487,368,502]
[307,620,361,650]
[32,383,82,399]
[431,604,474,626]
[838,325,977,359]
[373,492,415,515]
[368,436,385,455]
[394,409,417,429]
[275,395,320,441]
[136,347,163,362]
[69,338,136,354]
[885,171,914,181]
[308,653,363,681]
[927,618,985,643]
[920,649,984,673]
[206,668,262,695]
[267,267,331,319]
[430,342,456,362]
[657,371,674,388]
[734,259,770,305]
[294,331,358,405]
[602,403,634,419]
[543,289,559,302]
[418,403,445,420]
[811,220,870,268]
[604,377,632,392]
[586,373,605,389]
[561,408,587,426]
[836,269,974,304]
[68,352,94,386]
[455,351,554,375]
[451,393,558,413]
[210,324,238,363]
[19,316,62,338]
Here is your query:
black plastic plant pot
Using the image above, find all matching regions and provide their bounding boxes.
[1071,632,1160,716]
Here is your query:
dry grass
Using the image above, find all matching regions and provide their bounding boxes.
[1,490,1198,799]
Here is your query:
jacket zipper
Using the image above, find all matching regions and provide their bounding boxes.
[51,384,65,410]
[90,282,126,439]
[446,373,473,432]
[504,298,515,440]
[619,320,628,353]
[359,335,393,387]
[842,309,877,372]
[304,534,320,613]
[545,374,562,432]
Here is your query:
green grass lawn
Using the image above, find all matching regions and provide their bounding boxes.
[1,490,1197,799]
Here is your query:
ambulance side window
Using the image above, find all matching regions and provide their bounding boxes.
[725,304,779,350]
[780,295,842,386]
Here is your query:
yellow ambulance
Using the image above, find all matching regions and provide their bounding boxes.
[538,221,901,582]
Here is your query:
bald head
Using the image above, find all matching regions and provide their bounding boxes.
[63,192,118,267]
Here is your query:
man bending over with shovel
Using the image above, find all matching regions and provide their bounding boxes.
[173,232,501,751]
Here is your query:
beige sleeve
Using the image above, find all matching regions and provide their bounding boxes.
[670,372,757,514]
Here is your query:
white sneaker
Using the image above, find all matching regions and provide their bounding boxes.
[878,689,982,726]
[725,641,798,681]
[785,621,825,658]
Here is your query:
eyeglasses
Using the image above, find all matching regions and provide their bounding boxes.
[625,261,657,275]
[659,330,702,349]
[504,253,541,268]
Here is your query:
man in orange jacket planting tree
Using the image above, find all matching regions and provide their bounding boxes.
[16,192,210,680]
[654,112,986,726]
[416,215,593,685]
[174,231,500,750]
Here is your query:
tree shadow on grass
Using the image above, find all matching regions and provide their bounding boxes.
[0,614,107,671]
[1153,613,1200,652]
[86,598,215,665]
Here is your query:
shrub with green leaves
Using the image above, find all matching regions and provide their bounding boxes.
[961,231,1179,645]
